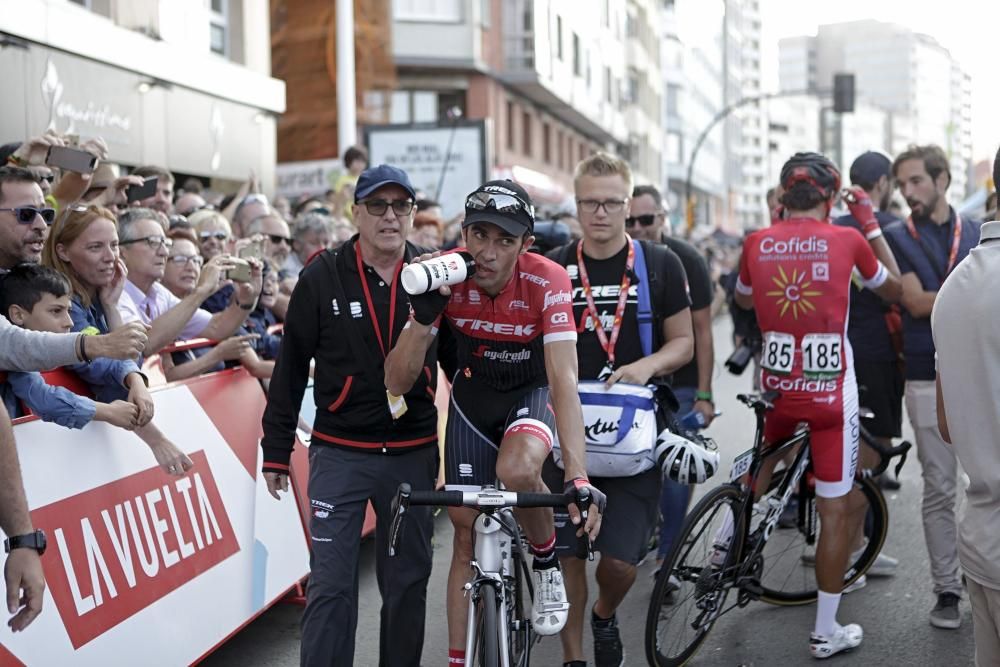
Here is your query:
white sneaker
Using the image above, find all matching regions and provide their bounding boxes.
[864,552,898,577]
[531,565,569,635]
[810,623,863,659]
[842,575,867,594]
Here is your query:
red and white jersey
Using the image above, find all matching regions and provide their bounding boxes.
[737,218,887,390]
[445,251,577,391]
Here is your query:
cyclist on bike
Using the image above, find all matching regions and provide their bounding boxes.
[734,152,902,659]
[385,180,607,667]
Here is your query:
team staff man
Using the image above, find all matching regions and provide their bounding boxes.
[735,152,901,659]
[547,153,694,667]
[261,165,446,667]
[884,144,981,630]
[386,179,606,667]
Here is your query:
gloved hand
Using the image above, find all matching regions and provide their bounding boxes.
[563,477,607,541]
[843,186,882,240]
[409,285,450,326]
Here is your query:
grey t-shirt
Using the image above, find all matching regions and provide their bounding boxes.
[0,316,80,371]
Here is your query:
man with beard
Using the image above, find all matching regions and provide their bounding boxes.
[884,144,982,630]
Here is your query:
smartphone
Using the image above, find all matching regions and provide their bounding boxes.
[227,241,261,283]
[46,145,97,174]
[126,176,158,203]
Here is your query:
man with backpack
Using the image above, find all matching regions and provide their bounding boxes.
[545,152,695,667]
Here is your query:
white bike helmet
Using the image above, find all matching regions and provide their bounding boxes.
[655,429,721,484]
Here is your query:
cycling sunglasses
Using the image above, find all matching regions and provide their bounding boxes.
[267,234,292,245]
[465,191,535,219]
[0,206,57,225]
[625,214,658,227]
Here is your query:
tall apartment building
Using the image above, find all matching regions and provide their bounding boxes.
[779,20,973,199]
[388,0,662,206]
[662,0,767,232]
[0,0,285,192]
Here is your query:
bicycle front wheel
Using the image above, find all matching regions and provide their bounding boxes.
[757,474,887,605]
[471,583,501,667]
[645,483,745,667]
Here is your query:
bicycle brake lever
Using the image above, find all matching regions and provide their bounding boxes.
[388,483,412,558]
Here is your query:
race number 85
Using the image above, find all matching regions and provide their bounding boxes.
[762,332,794,374]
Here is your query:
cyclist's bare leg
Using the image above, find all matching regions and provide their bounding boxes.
[556,556,588,661]
[445,506,478,653]
[814,494,853,593]
[494,432,553,545]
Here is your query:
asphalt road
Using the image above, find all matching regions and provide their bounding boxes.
[204,318,977,666]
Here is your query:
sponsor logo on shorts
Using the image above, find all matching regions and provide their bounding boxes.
[458,463,474,478]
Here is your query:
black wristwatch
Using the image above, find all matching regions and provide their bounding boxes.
[4,530,46,556]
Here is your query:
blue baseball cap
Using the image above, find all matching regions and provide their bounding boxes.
[354,164,416,203]
[849,151,892,189]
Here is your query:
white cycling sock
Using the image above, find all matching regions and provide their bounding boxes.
[815,590,842,637]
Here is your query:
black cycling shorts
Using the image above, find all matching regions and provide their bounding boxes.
[443,374,557,490]
[855,359,903,439]
[542,458,661,565]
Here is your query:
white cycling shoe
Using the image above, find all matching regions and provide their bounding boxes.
[810,623,863,659]
[532,565,570,635]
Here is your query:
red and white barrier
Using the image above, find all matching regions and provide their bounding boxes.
[0,369,309,665]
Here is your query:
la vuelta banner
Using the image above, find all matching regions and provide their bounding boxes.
[0,370,309,665]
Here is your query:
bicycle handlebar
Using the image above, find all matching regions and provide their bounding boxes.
[389,483,594,561]
[859,428,911,479]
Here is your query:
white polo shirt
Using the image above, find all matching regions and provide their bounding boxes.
[118,280,213,341]
[931,220,1000,590]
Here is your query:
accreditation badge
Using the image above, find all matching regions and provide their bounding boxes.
[387,390,408,420]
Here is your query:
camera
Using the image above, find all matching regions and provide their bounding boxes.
[725,335,761,375]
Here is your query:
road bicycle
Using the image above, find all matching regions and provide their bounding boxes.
[645,391,910,666]
[389,483,592,667]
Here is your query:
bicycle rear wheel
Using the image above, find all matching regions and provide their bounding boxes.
[756,473,887,605]
[645,484,745,667]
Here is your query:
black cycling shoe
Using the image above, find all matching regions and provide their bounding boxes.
[592,609,624,667]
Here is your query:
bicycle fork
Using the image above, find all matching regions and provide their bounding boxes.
[465,511,517,666]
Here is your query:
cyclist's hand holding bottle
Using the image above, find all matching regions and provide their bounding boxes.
[842,186,883,240]
[405,251,467,325]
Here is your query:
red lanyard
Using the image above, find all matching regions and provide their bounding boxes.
[905,213,963,275]
[354,242,402,359]
[576,236,634,368]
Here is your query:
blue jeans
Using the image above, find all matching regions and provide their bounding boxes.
[657,386,697,561]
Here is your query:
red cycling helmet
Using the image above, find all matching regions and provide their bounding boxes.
[779,152,841,200]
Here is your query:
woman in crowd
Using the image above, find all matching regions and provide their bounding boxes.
[160,229,270,381]
[41,204,192,475]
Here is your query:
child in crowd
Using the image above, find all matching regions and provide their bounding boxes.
[0,264,139,429]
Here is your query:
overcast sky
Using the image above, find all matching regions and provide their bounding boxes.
[759,0,999,167]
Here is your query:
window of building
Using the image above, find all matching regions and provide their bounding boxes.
[68,0,92,7]
[625,9,638,38]
[522,110,532,154]
[393,0,462,22]
[573,33,581,77]
[507,101,516,151]
[579,142,587,162]
[555,16,563,60]
[666,83,680,116]
[480,0,491,27]
[556,129,564,169]
[665,131,683,163]
[625,71,639,104]
[437,90,466,121]
[604,67,613,104]
[209,0,229,56]
[602,0,610,26]
[543,122,551,163]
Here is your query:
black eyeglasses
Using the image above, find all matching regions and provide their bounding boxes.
[199,230,229,241]
[166,254,204,267]
[466,190,535,219]
[267,234,292,245]
[121,235,172,250]
[362,199,414,217]
[625,214,659,227]
[577,199,627,215]
[0,207,56,225]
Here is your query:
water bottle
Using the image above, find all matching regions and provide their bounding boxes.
[401,251,476,295]
[680,409,707,431]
